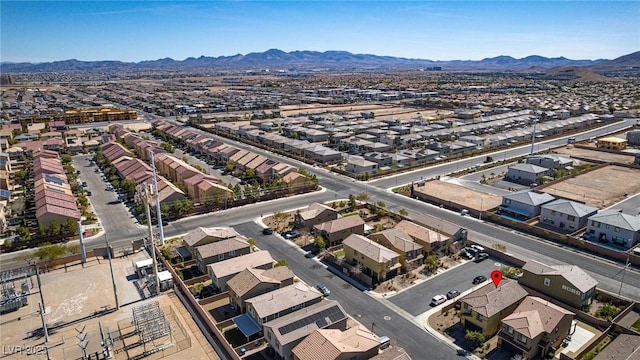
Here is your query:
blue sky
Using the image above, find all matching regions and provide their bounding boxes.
[1,1,638,63]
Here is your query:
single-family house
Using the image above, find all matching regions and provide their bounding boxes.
[504,163,552,186]
[292,325,380,360]
[519,260,597,309]
[245,282,323,326]
[459,280,529,337]
[585,210,640,250]
[207,251,274,291]
[525,155,574,170]
[499,191,556,220]
[294,202,339,229]
[314,216,366,247]
[227,266,295,313]
[498,297,574,360]
[369,228,424,269]
[593,334,640,360]
[194,236,251,273]
[344,156,378,176]
[183,226,242,254]
[342,234,401,283]
[393,220,449,253]
[539,199,598,233]
[263,300,348,360]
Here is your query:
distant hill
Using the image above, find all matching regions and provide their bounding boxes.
[0,49,622,73]
[543,66,617,81]
[588,51,640,72]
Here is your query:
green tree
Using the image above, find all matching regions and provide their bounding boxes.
[399,208,409,216]
[424,255,440,272]
[348,194,357,208]
[595,303,620,320]
[225,161,235,173]
[356,192,369,202]
[17,226,31,242]
[36,243,68,263]
[465,330,485,349]
[248,238,256,247]
[60,154,73,164]
[275,259,288,267]
[244,168,256,179]
[48,220,62,237]
[313,236,325,250]
[64,218,78,237]
[377,201,386,208]
[121,178,137,196]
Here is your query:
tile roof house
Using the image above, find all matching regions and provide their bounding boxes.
[263,300,348,360]
[245,282,323,325]
[182,173,220,200]
[342,234,401,284]
[593,334,640,360]
[345,156,378,176]
[393,220,449,253]
[227,266,295,313]
[504,163,552,186]
[292,325,380,360]
[519,260,597,309]
[196,180,234,205]
[539,199,598,233]
[498,296,574,360]
[314,216,366,247]
[294,202,339,229]
[183,226,242,252]
[368,228,424,269]
[499,191,556,220]
[207,250,274,291]
[585,210,640,250]
[194,236,251,273]
[459,279,529,337]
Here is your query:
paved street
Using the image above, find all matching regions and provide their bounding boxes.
[232,221,458,360]
[389,258,505,317]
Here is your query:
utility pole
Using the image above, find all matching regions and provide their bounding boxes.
[137,184,160,296]
[38,302,50,360]
[104,234,119,310]
[150,151,165,246]
[618,254,631,297]
[530,119,538,156]
[78,220,86,266]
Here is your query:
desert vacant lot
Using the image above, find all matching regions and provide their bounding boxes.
[413,180,503,211]
[540,165,640,208]
[553,147,636,164]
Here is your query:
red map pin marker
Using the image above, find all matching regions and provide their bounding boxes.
[491,270,503,288]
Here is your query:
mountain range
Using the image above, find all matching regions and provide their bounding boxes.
[1,49,639,73]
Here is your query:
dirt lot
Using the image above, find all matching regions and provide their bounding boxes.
[539,165,640,208]
[414,180,503,211]
[553,147,636,164]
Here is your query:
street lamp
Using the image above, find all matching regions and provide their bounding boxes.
[618,254,631,297]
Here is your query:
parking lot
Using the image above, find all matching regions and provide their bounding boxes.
[72,155,146,241]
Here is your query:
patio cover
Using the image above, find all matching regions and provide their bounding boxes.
[232,313,261,338]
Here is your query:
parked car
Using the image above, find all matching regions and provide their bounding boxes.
[304,252,315,258]
[447,289,460,299]
[473,275,487,284]
[430,294,447,306]
[470,245,485,253]
[262,227,274,235]
[317,284,330,296]
[86,190,92,196]
[474,252,489,262]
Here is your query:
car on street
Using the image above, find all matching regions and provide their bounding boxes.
[474,252,489,262]
[446,289,460,299]
[86,190,92,196]
[317,284,330,296]
[430,294,447,306]
[473,275,487,284]
[262,227,274,235]
[305,252,315,258]
[470,245,485,253]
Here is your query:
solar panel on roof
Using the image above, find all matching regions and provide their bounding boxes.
[277,305,344,336]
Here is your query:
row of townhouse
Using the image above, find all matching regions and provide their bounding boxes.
[180,225,397,360]
[153,120,305,184]
[499,189,640,249]
[460,260,597,360]
[32,151,81,227]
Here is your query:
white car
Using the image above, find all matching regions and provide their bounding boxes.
[430,294,446,306]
